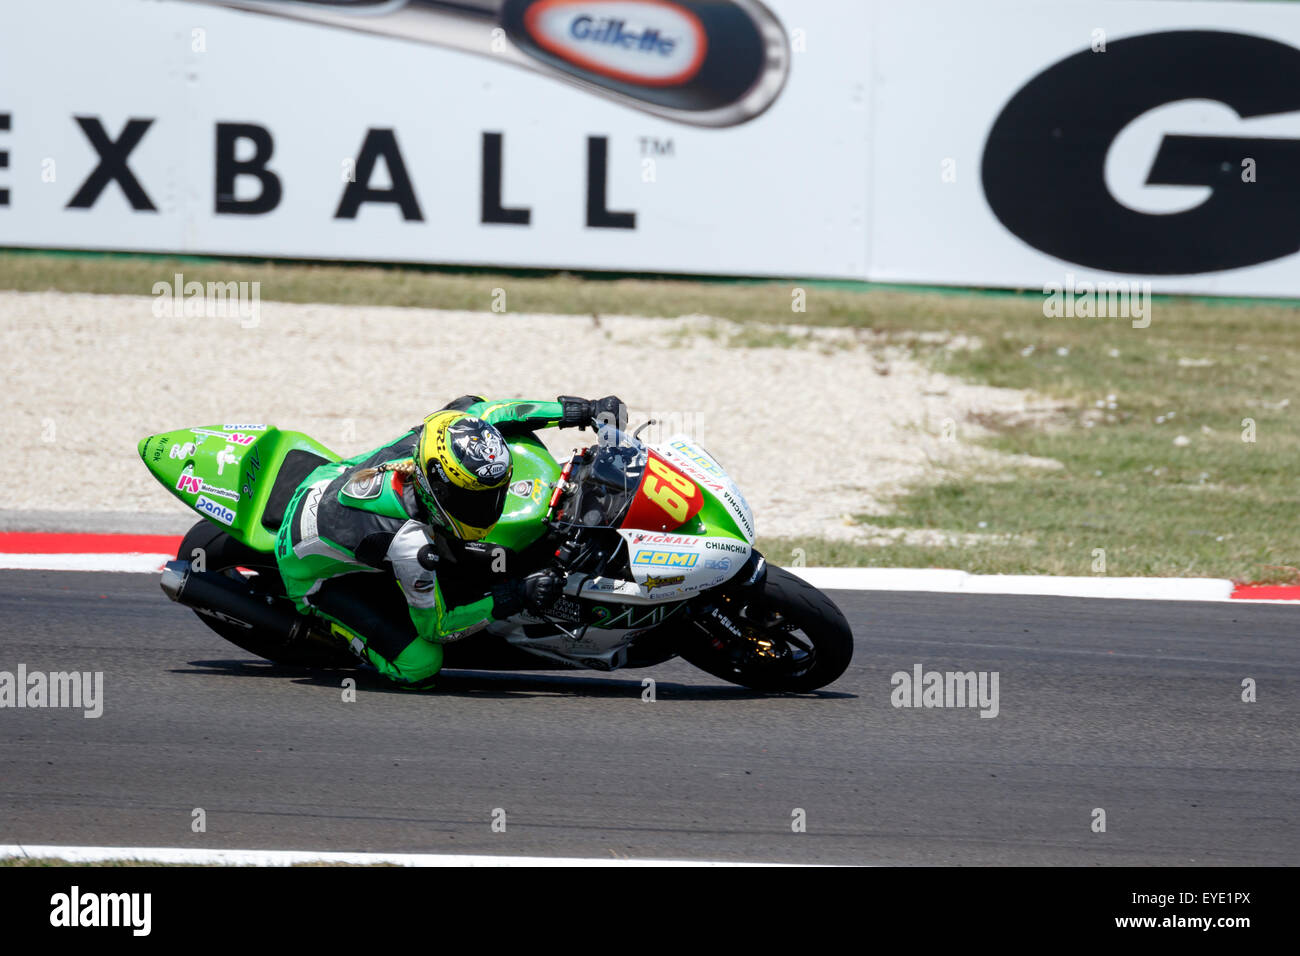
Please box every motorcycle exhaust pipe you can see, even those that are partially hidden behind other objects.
[161,560,309,640]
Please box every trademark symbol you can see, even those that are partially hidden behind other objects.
[639,137,674,158]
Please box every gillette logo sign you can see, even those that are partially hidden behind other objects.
[525,0,707,86]
[571,16,677,53]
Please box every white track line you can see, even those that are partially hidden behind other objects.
[789,567,1236,602]
[0,554,1289,603]
[0,844,790,867]
[0,553,169,573]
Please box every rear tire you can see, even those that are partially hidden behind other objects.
[679,566,854,692]
[176,521,354,668]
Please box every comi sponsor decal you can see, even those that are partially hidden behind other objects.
[522,0,708,88]
[632,548,699,568]
[195,494,236,526]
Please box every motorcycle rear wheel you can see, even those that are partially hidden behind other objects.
[176,521,354,668]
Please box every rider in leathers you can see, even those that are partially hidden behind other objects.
[274,395,625,689]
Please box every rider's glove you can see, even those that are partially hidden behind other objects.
[523,568,564,612]
[558,395,627,432]
[490,568,564,617]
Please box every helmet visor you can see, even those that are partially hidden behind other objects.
[426,479,508,541]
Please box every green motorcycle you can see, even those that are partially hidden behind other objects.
[138,420,853,692]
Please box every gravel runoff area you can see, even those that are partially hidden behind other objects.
[1,291,1061,541]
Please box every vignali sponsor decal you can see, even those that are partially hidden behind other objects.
[630,531,694,546]
[196,494,236,526]
[524,0,708,87]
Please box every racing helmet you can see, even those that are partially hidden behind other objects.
[412,410,512,541]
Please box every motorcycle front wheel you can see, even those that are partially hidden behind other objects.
[679,566,854,692]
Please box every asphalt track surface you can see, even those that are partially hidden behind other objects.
[0,570,1296,865]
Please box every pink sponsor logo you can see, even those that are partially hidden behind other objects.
[176,473,202,495]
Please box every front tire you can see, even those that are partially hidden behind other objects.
[679,566,854,692]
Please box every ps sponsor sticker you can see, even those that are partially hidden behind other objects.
[176,465,239,502]
[523,0,708,87]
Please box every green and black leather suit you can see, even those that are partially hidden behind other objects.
[274,396,589,687]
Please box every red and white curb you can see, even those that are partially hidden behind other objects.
[0,532,1297,603]
[0,844,791,867]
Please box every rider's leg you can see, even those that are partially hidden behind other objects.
[308,573,444,688]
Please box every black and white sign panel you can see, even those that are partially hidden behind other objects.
[0,0,868,278]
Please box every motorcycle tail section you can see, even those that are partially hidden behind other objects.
[138,424,338,551]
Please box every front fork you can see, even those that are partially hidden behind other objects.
[690,549,771,647]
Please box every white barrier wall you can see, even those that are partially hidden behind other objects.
[2,0,1300,295]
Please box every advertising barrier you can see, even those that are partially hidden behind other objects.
[2,0,1300,295]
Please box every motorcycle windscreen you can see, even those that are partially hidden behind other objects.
[619,450,704,534]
